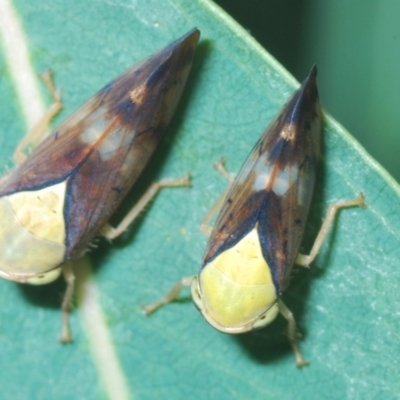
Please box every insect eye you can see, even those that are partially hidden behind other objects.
[251,302,280,330]
[190,276,202,310]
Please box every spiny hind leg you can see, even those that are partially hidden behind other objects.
[99,174,191,241]
[296,193,366,267]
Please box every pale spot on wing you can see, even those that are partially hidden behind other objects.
[79,111,134,161]
[252,163,273,191]
[252,162,299,195]
[98,128,132,161]
[80,116,108,144]
[272,164,299,196]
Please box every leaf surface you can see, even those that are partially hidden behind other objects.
[0,0,399,399]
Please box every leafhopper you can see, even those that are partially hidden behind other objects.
[0,28,200,342]
[144,66,366,367]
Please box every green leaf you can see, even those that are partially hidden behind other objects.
[0,0,399,399]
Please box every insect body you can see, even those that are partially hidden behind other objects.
[192,67,322,337]
[0,28,200,341]
[144,66,365,367]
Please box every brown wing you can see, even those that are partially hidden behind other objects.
[0,28,199,259]
[203,66,322,294]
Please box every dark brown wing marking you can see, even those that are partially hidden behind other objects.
[203,66,322,294]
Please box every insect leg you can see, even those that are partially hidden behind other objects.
[296,193,366,267]
[14,70,62,164]
[100,174,191,240]
[278,299,309,368]
[213,158,235,183]
[142,276,194,315]
[200,158,234,235]
[60,261,75,343]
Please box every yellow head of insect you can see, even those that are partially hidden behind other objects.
[191,228,279,333]
[0,182,67,284]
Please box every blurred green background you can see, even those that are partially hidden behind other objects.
[215,0,400,184]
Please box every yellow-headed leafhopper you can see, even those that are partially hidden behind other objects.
[0,28,200,342]
[144,66,366,367]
